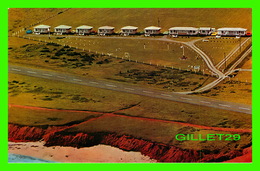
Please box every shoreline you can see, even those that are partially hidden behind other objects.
[8,141,157,163]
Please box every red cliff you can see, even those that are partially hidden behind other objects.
[8,123,249,162]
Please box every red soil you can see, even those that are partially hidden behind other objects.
[8,104,252,162]
[8,123,246,162]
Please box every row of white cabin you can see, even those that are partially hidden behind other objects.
[33,24,248,36]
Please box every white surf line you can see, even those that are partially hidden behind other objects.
[142,90,153,94]
[180,97,192,101]
[200,101,211,104]
[239,107,251,110]
[42,73,53,77]
[218,104,231,107]
[73,78,82,82]
[105,84,117,87]
[161,94,172,97]
[27,71,37,74]
[11,68,21,71]
[124,87,135,91]
[89,81,99,84]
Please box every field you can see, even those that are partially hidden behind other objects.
[9,73,251,129]
[195,37,252,70]
[8,8,251,33]
[25,35,205,68]
[9,37,215,92]
[8,8,68,35]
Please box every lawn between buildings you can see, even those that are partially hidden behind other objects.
[9,37,214,92]
[8,73,252,153]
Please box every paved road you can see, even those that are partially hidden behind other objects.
[9,64,252,114]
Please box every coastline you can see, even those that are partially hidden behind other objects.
[8,141,157,163]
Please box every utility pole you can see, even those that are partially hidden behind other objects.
[180,45,185,57]
[239,37,242,52]
[224,52,226,72]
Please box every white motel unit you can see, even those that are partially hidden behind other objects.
[144,26,161,36]
[121,26,138,36]
[54,25,72,35]
[33,25,51,34]
[169,27,199,36]
[199,27,216,36]
[217,27,247,36]
[98,26,115,35]
[76,25,93,35]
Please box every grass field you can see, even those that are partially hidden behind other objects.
[9,73,252,129]
[9,106,103,127]
[196,54,252,105]
[195,37,252,68]
[9,8,251,33]
[9,37,214,92]
[25,35,204,69]
[8,8,67,35]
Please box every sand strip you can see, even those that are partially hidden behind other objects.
[8,141,157,163]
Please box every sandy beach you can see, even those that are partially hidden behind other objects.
[8,141,157,163]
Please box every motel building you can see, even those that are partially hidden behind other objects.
[199,27,215,36]
[98,26,115,36]
[169,27,199,36]
[217,28,247,36]
[33,25,51,34]
[144,26,161,36]
[54,25,72,35]
[121,26,138,36]
[76,25,93,35]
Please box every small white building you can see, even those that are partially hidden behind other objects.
[144,26,161,36]
[169,27,199,36]
[76,25,93,35]
[199,27,215,36]
[98,26,115,35]
[54,25,72,35]
[33,25,51,34]
[217,28,247,36]
[121,26,138,36]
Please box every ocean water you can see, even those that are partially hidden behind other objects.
[8,153,58,163]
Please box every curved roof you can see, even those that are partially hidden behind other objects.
[98,26,115,29]
[54,25,72,29]
[169,27,198,30]
[144,26,161,30]
[121,26,138,30]
[34,24,51,28]
[76,25,93,29]
[217,27,247,31]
